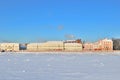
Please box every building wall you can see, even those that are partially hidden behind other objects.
[0,44,1,51]
[27,41,83,52]
[84,39,113,51]
[0,43,19,52]
[99,39,113,51]
[84,43,94,51]
[27,41,64,51]
[64,43,82,51]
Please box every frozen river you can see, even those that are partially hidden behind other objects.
[0,53,120,80]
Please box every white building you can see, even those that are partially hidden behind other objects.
[0,43,19,52]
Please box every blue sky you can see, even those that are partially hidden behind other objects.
[0,0,120,43]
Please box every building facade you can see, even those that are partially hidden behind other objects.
[99,39,113,51]
[64,43,82,51]
[27,41,64,51]
[27,39,83,52]
[64,40,83,51]
[83,43,94,51]
[0,43,19,52]
[84,39,113,51]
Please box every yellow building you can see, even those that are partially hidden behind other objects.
[27,43,39,51]
[27,40,83,52]
[38,41,64,51]
[0,43,19,52]
[27,41,64,51]
[64,43,83,51]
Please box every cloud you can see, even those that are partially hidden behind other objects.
[58,25,64,31]
[65,34,76,39]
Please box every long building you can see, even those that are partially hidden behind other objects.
[27,41,64,51]
[27,40,83,52]
[0,43,19,52]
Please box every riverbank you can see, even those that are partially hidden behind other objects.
[1,50,120,56]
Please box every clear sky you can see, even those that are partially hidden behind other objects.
[0,0,120,43]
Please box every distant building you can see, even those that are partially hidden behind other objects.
[99,39,113,51]
[64,39,82,51]
[64,43,83,51]
[27,41,64,51]
[27,39,83,52]
[0,43,19,52]
[27,43,40,51]
[84,39,113,51]
[84,43,94,51]
[112,39,120,50]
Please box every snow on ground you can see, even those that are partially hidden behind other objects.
[0,52,120,80]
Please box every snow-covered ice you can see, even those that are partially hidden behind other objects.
[0,52,120,80]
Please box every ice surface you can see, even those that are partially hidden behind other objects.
[0,52,120,80]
